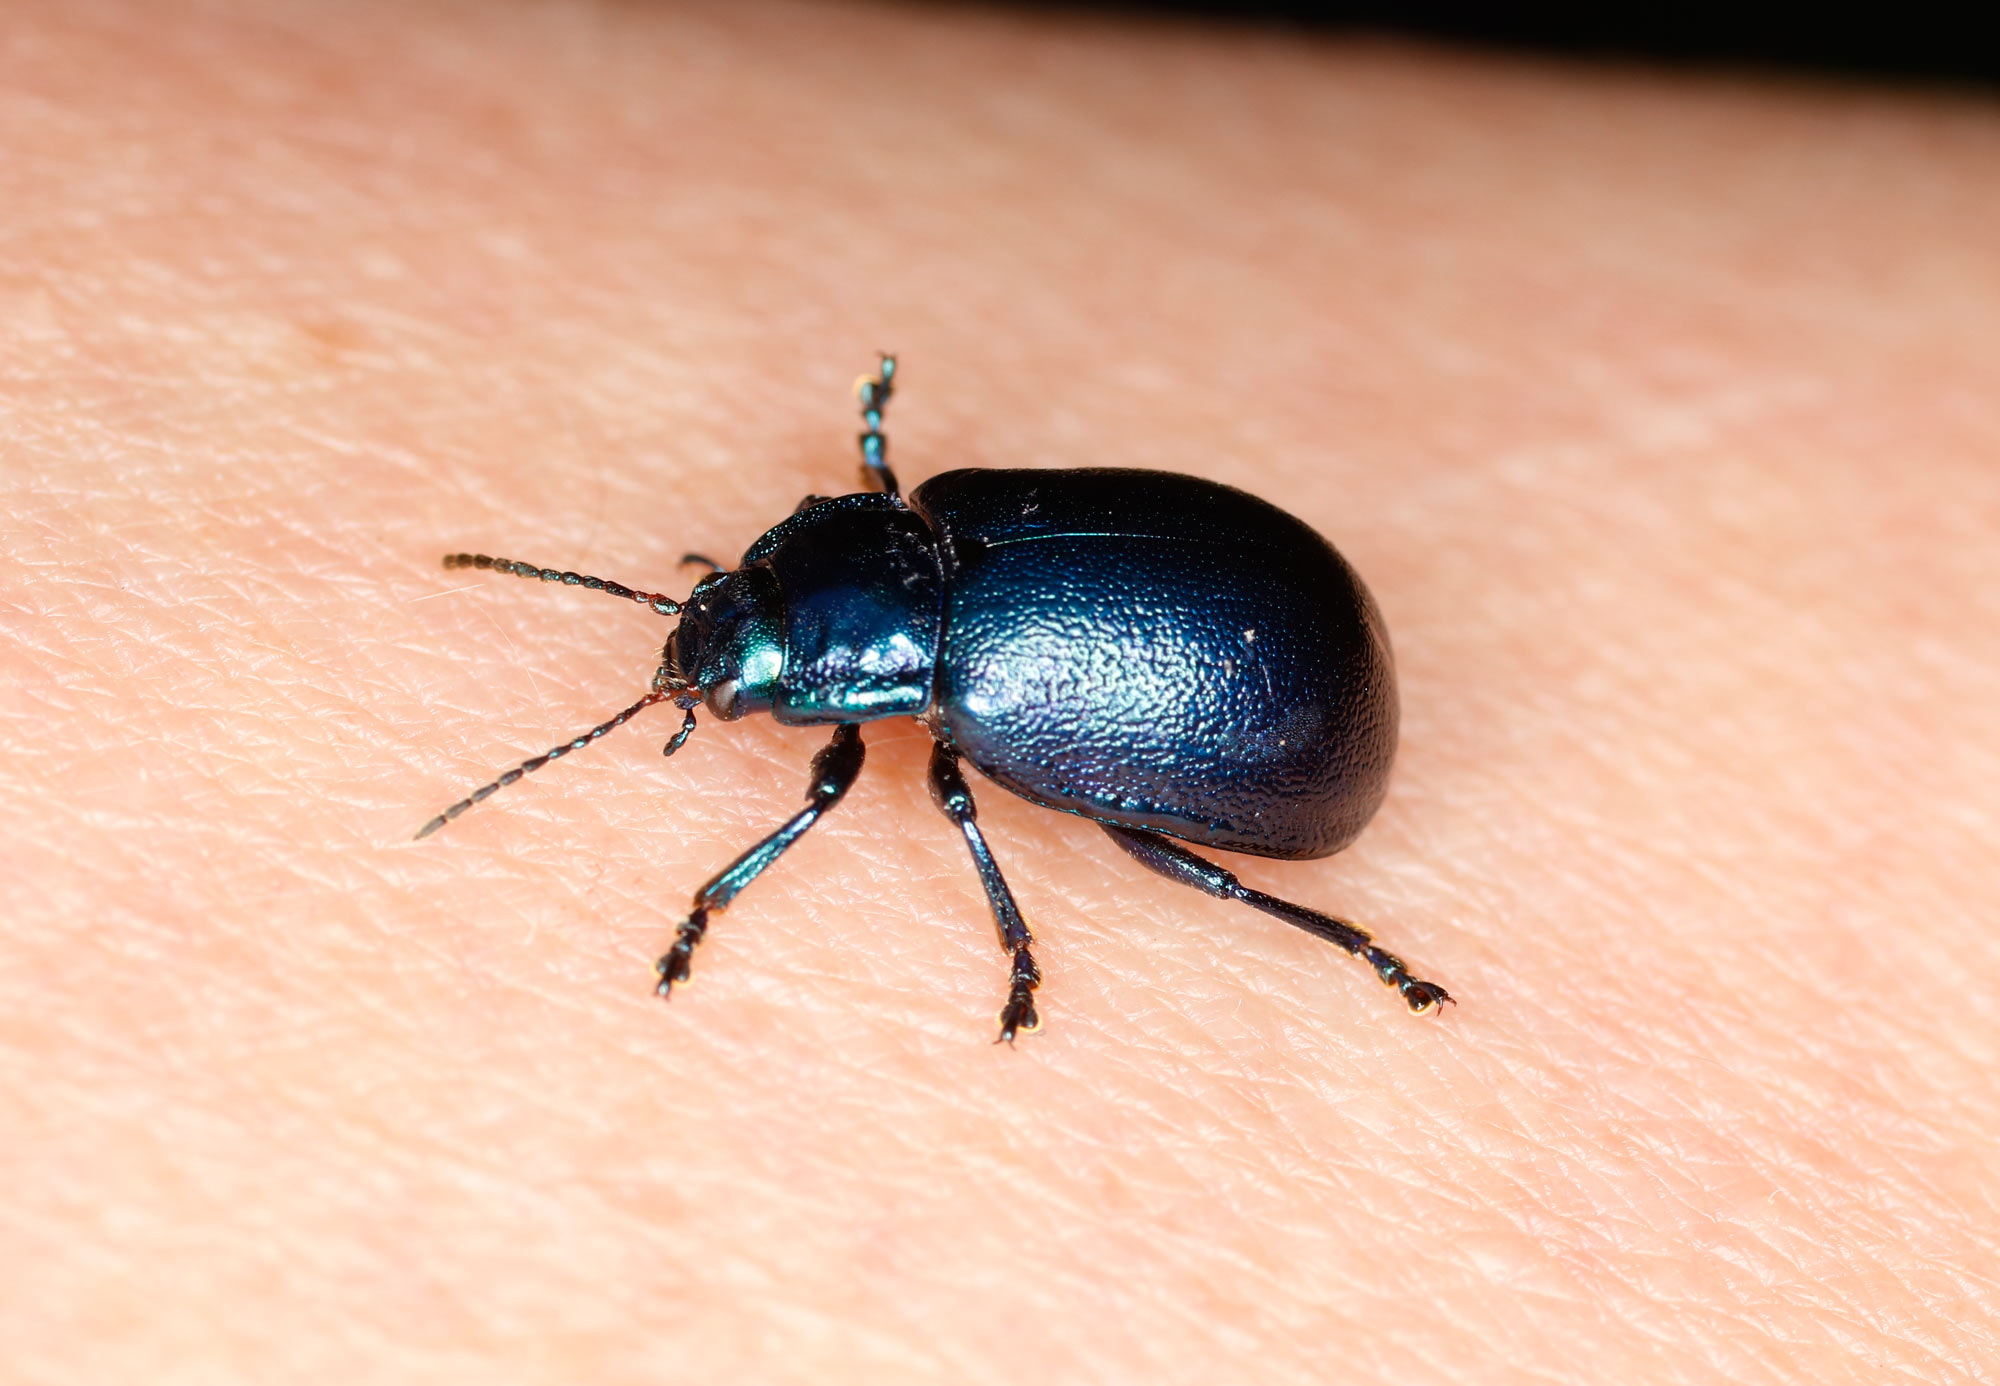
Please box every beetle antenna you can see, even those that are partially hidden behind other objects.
[415,689,688,840]
[442,553,683,616]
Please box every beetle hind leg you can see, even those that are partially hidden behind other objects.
[927,743,1042,1043]
[1101,824,1453,1015]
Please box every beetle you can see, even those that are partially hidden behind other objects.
[419,354,1451,1040]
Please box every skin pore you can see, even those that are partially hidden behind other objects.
[4,1,1998,1382]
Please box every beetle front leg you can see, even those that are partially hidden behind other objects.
[1101,824,1453,1015]
[926,743,1042,1043]
[655,724,866,997]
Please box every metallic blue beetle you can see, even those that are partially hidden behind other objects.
[421,356,1451,1040]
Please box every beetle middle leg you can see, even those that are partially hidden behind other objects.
[1101,825,1452,1014]
[854,352,899,496]
[926,743,1041,1043]
[655,723,866,997]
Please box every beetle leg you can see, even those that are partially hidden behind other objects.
[654,724,866,999]
[854,353,900,497]
[1100,825,1453,1015]
[926,743,1042,1044]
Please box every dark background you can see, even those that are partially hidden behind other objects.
[1022,3,2000,88]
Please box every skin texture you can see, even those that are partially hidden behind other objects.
[4,2,1998,1381]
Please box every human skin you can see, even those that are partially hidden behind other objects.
[5,0,1999,1381]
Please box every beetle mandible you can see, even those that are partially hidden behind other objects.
[418,354,1452,1041]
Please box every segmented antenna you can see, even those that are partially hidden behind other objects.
[856,353,898,495]
[443,553,683,616]
[415,691,681,840]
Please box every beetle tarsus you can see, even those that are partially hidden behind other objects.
[998,946,1042,1043]
[655,908,709,995]
[1363,946,1453,1013]
[997,971,1041,1045]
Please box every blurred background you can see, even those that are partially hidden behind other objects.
[1026,2,2000,88]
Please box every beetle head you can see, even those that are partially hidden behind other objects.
[669,566,784,720]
